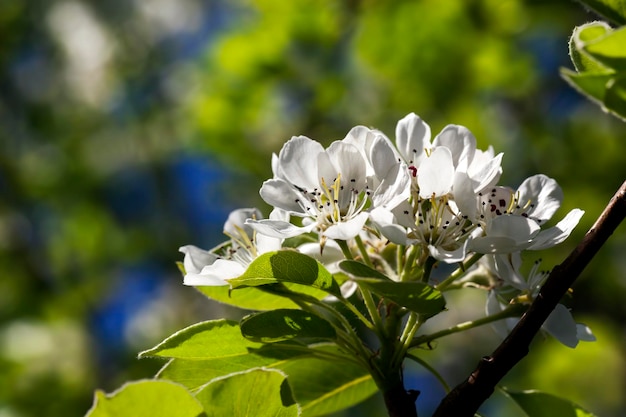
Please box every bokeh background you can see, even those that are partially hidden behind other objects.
[0,0,624,416]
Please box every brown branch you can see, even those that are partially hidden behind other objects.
[432,180,626,417]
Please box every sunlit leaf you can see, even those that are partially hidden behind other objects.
[200,284,298,310]
[228,251,342,298]
[560,69,612,103]
[503,389,597,417]
[583,26,626,71]
[158,347,376,417]
[240,309,336,343]
[86,380,205,417]
[195,368,299,417]
[569,22,613,73]
[139,319,259,360]
[278,354,377,417]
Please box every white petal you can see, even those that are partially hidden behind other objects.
[488,215,541,243]
[179,245,218,274]
[517,174,563,222]
[470,236,527,254]
[543,304,579,348]
[576,324,596,342]
[453,172,478,219]
[224,208,263,237]
[326,140,367,204]
[183,273,228,286]
[528,209,585,250]
[369,137,411,209]
[492,253,527,289]
[298,240,344,272]
[184,259,243,286]
[432,124,476,171]
[468,153,503,193]
[428,239,469,263]
[395,113,431,164]
[246,219,314,238]
[370,207,413,245]
[486,291,512,339]
[418,147,454,198]
[323,212,369,240]
[276,136,325,189]
[259,179,306,214]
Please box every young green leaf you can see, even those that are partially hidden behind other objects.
[228,251,342,297]
[277,354,377,417]
[85,380,205,417]
[569,22,613,73]
[240,309,336,343]
[503,389,597,417]
[195,368,299,417]
[355,279,446,318]
[583,26,626,71]
[139,319,260,360]
[197,285,305,311]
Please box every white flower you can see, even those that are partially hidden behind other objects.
[179,208,282,286]
[393,113,503,200]
[248,133,409,241]
[483,252,595,348]
[369,113,503,263]
[470,174,584,253]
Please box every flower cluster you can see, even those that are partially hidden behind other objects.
[180,113,591,348]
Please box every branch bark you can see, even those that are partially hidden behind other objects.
[432,180,626,417]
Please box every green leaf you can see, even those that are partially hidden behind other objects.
[196,285,305,311]
[195,368,299,417]
[569,22,613,73]
[139,319,260,360]
[575,0,626,25]
[355,279,445,318]
[605,75,626,119]
[228,251,342,298]
[278,354,377,417]
[503,389,597,417]
[584,26,626,71]
[240,309,336,343]
[561,69,626,121]
[85,380,205,417]
[339,260,391,280]
[159,347,377,417]
[561,68,614,102]
[156,344,304,391]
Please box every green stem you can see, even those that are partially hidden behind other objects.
[340,297,376,332]
[392,312,421,368]
[336,239,354,260]
[436,253,483,291]
[396,244,406,275]
[422,256,437,283]
[360,285,386,336]
[406,352,451,393]
[409,303,526,348]
[291,295,372,368]
[400,245,420,281]
[355,234,374,267]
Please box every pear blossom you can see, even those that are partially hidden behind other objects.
[482,252,595,348]
[247,134,410,242]
[370,113,503,263]
[179,208,282,286]
[469,174,585,254]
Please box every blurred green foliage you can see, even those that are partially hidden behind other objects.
[0,0,624,416]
